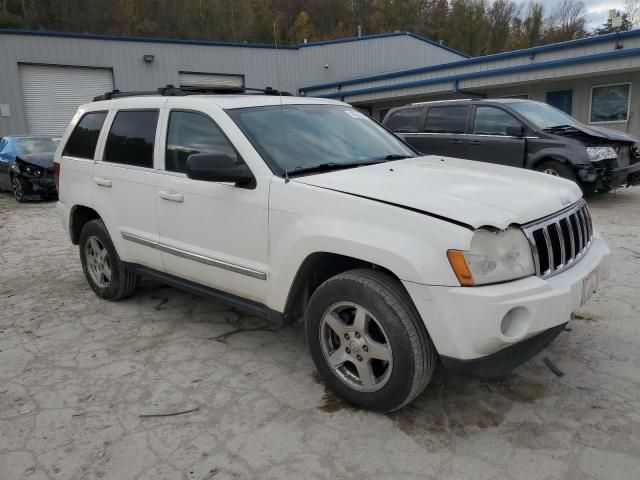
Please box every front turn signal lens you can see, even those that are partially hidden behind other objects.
[447,250,474,286]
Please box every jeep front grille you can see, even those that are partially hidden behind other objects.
[522,200,593,279]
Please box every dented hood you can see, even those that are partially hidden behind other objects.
[293,156,583,230]
[16,154,55,170]
[559,124,639,143]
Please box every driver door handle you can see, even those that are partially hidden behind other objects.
[159,190,184,203]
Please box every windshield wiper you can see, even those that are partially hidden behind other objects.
[380,154,416,161]
[287,159,389,177]
[543,124,578,133]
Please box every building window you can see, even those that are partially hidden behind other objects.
[590,83,631,123]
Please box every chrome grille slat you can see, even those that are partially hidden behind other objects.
[542,227,554,275]
[556,222,566,267]
[522,200,593,279]
[565,217,575,262]
[578,209,588,252]
[573,213,584,253]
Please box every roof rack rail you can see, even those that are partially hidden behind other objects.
[93,85,292,101]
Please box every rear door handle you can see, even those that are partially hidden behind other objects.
[451,139,465,144]
[94,177,112,187]
[159,190,184,203]
[467,140,482,145]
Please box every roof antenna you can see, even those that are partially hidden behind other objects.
[273,21,289,183]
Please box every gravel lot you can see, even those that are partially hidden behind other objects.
[1,189,639,480]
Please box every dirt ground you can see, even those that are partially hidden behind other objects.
[1,188,639,480]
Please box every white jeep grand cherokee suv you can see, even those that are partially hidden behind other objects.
[55,88,610,412]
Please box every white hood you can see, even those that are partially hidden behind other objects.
[293,156,583,230]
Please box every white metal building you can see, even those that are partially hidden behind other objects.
[0,29,465,136]
[1,28,639,137]
[301,30,640,137]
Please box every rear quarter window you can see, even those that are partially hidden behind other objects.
[385,107,423,133]
[104,110,158,168]
[64,112,108,159]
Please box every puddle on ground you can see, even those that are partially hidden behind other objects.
[313,371,354,413]
[312,366,548,450]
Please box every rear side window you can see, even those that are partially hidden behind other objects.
[104,110,158,168]
[166,111,238,173]
[424,106,469,134]
[472,106,521,135]
[63,112,107,159]
[385,107,423,133]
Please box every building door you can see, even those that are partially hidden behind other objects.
[546,90,573,115]
[19,64,114,135]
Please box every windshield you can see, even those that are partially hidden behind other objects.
[508,101,579,130]
[227,104,415,175]
[16,137,59,155]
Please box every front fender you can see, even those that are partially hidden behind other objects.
[266,179,471,312]
[526,145,590,170]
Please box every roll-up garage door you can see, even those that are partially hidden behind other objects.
[179,72,244,89]
[19,64,114,135]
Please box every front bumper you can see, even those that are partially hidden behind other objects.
[22,175,57,198]
[403,234,610,365]
[607,161,640,188]
[440,322,567,378]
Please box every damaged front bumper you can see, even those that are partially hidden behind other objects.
[21,174,57,198]
[578,160,640,190]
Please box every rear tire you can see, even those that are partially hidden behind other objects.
[305,268,436,412]
[536,160,577,183]
[79,219,139,300]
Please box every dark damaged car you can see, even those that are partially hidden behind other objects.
[0,136,59,202]
[384,99,640,193]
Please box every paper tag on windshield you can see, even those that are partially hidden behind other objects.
[345,110,367,119]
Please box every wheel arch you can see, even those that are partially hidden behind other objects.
[528,154,573,171]
[282,251,407,322]
[69,204,102,245]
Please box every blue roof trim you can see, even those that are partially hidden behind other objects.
[0,28,299,49]
[300,31,470,58]
[0,28,469,57]
[301,29,640,92]
[315,46,640,99]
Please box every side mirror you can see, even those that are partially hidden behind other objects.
[186,152,255,188]
[506,125,526,137]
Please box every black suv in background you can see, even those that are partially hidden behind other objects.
[383,99,640,192]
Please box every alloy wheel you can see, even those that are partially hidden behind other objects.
[85,236,112,288]
[319,302,393,392]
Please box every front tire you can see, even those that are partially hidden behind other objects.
[536,160,577,183]
[79,219,139,300]
[12,176,27,203]
[306,269,436,412]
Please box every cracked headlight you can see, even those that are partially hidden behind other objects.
[448,228,535,286]
[586,146,617,163]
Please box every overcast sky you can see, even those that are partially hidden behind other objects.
[535,0,625,29]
